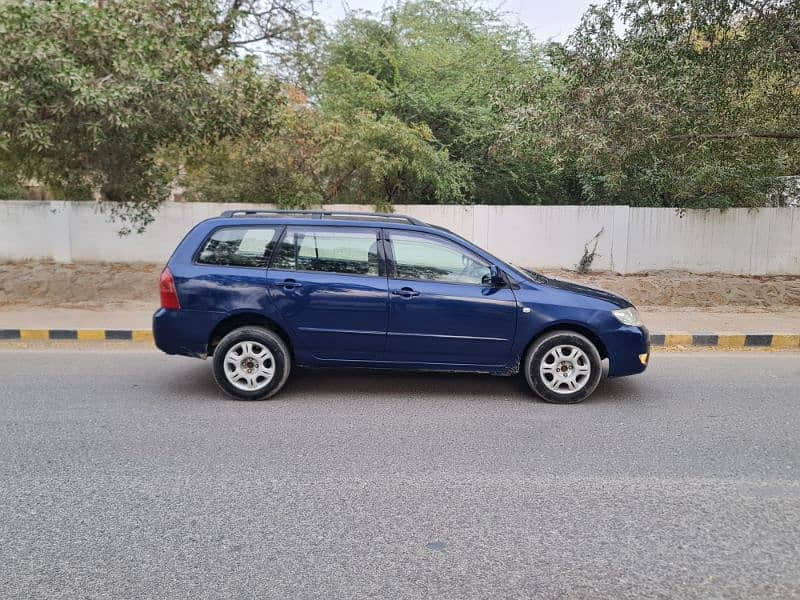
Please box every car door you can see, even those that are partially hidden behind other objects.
[267,225,388,361]
[384,229,518,367]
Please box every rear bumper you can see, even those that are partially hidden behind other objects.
[604,325,650,378]
[152,308,223,358]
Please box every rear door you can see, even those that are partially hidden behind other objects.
[267,226,388,361]
[384,229,518,367]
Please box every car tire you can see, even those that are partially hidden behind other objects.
[523,330,603,404]
[212,326,291,401]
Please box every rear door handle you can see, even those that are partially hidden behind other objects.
[392,287,420,298]
[276,279,303,290]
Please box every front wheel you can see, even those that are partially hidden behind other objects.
[212,326,291,400]
[523,330,602,404]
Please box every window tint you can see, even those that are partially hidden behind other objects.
[272,227,380,276]
[390,232,491,285]
[197,227,279,268]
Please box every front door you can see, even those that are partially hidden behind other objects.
[384,230,518,367]
[267,226,388,361]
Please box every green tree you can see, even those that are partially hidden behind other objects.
[0,0,309,231]
[0,167,24,199]
[183,1,511,208]
[182,79,469,208]
[321,0,562,204]
[501,0,800,208]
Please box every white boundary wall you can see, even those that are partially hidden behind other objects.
[1,201,799,274]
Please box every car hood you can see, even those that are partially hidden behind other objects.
[543,277,632,308]
[514,267,632,308]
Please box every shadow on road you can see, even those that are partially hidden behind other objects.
[160,356,644,405]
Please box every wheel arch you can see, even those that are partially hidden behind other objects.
[207,312,293,358]
[523,322,609,362]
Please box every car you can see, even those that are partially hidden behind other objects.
[153,209,649,403]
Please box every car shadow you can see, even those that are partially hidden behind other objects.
[156,357,643,405]
[282,367,646,405]
[284,367,530,402]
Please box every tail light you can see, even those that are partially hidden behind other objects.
[159,266,181,310]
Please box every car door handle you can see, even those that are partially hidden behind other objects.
[392,287,420,298]
[276,279,303,290]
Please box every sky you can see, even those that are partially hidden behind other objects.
[316,0,596,42]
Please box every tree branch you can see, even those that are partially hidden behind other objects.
[219,0,245,50]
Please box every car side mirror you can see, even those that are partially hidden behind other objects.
[485,265,505,287]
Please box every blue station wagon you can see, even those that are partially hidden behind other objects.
[153,210,649,403]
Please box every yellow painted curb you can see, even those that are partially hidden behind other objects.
[771,334,800,349]
[20,329,49,340]
[132,330,154,343]
[664,334,692,347]
[76,330,106,341]
[717,334,747,348]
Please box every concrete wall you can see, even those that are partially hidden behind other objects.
[625,208,800,275]
[1,200,799,274]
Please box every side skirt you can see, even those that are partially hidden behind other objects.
[295,358,514,376]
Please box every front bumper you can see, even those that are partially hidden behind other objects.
[604,325,650,378]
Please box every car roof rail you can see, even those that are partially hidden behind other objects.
[218,209,427,226]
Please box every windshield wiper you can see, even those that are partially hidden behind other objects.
[511,264,548,284]
[525,269,549,284]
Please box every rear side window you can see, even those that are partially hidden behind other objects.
[272,227,380,276]
[197,227,280,268]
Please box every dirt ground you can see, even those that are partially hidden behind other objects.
[1,260,800,311]
[541,269,800,311]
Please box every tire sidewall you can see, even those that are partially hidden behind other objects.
[524,331,602,404]
[212,327,291,400]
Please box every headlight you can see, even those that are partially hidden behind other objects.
[612,307,643,327]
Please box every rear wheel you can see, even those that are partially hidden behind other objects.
[523,330,602,404]
[212,326,291,400]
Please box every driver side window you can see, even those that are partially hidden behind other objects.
[389,231,492,285]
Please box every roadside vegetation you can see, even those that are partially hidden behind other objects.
[0,0,798,231]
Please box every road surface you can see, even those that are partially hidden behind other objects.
[1,350,799,599]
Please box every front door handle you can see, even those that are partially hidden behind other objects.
[276,279,303,290]
[392,287,420,298]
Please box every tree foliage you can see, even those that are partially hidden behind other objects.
[0,0,305,231]
[183,0,548,207]
[500,0,800,208]
[182,77,470,208]
[1,0,799,225]
[0,167,24,200]
[321,1,571,204]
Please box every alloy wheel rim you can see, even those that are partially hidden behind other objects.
[224,341,276,391]
[539,344,591,394]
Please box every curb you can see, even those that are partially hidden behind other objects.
[0,329,154,342]
[1,329,799,350]
[649,333,800,349]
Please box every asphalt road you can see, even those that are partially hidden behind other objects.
[1,350,799,599]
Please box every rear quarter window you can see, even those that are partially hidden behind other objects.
[196,226,280,268]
